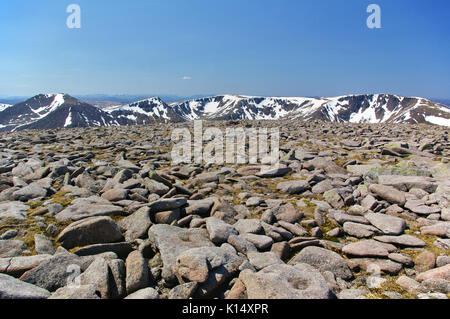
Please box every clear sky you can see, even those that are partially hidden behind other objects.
[1,0,449,98]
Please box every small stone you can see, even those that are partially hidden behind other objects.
[0,240,26,258]
[436,256,450,268]
[396,275,422,294]
[125,287,159,299]
[233,219,263,235]
[101,188,129,202]
[276,180,310,194]
[240,233,274,251]
[227,235,257,254]
[342,240,397,258]
[374,235,426,248]
[365,213,406,235]
[388,253,414,267]
[126,251,151,295]
[12,183,47,202]
[416,264,450,282]
[323,189,344,209]
[205,217,238,244]
[118,206,152,242]
[154,209,180,224]
[343,222,380,238]
[247,251,283,270]
[270,242,290,260]
[0,230,18,240]
[415,251,436,273]
[369,184,406,206]
[34,234,55,255]
[49,284,100,299]
[168,282,198,299]
[0,202,29,222]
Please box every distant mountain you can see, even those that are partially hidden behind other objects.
[0,94,118,132]
[0,93,448,132]
[170,94,450,126]
[432,99,450,107]
[105,97,185,124]
[0,97,30,105]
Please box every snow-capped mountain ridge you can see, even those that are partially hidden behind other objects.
[105,97,184,124]
[0,93,449,131]
[170,94,450,126]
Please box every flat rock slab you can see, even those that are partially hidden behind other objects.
[185,198,215,216]
[343,222,380,238]
[0,254,52,277]
[0,201,29,222]
[276,180,310,194]
[421,222,450,238]
[233,219,263,235]
[125,287,159,299]
[256,167,292,178]
[405,200,441,215]
[342,240,397,258]
[149,198,188,214]
[56,204,123,222]
[0,273,51,299]
[365,213,406,236]
[49,284,101,299]
[332,212,370,225]
[378,175,437,193]
[19,254,94,292]
[239,263,335,299]
[240,233,274,251]
[0,240,26,258]
[57,216,124,249]
[148,224,215,282]
[374,235,426,247]
[349,258,403,275]
[247,252,283,271]
[289,246,353,280]
[416,264,450,282]
[12,183,47,202]
[369,184,406,206]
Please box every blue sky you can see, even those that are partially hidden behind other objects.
[1,0,449,98]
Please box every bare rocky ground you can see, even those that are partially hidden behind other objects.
[0,120,449,300]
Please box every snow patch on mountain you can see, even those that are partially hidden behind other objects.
[425,116,450,127]
[64,109,73,127]
[0,104,12,112]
